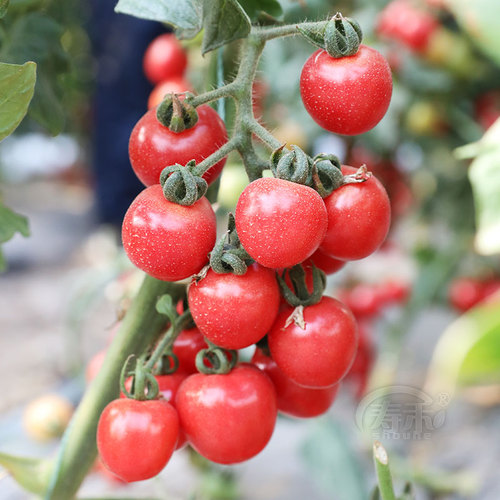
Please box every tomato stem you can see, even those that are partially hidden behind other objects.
[43,276,185,499]
[373,441,397,500]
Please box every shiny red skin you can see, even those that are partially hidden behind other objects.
[148,77,193,109]
[176,364,277,464]
[235,177,328,269]
[188,264,280,349]
[320,166,391,261]
[252,349,339,418]
[129,105,228,187]
[173,327,207,374]
[268,296,358,388]
[339,284,382,319]
[122,185,216,281]
[143,34,187,84]
[300,46,392,135]
[304,248,345,275]
[97,398,179,482]
[376,0,438,53]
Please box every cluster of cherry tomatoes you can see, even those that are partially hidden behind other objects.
[95,26,395,483]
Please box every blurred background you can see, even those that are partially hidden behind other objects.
[1,0,500,498]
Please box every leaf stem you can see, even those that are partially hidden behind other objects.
[252,21,328,41]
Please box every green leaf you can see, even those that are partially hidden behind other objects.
[0,0,9,18]
[0,452,50,495]
[0,202,29,244]
[201,0,251,54]
[237,0,282,21]
[115,0,203,38]
[425,297,500,395]
[29,72,65,135]
[456,118,500,255]
[2,13,64,65]
[446,0,500,66]
[301,418,367,500]
[156,294,177,325]
[0,61,36,141]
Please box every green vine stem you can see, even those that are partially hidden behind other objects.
[373,441,397,500]
[44,276,185,499]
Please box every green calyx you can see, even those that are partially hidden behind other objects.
[277,264,326,308]
[120,355,159,401]
[210,213,253,275]
[270,146,343,198]
[195,340,237,375]
[160,160,208,206]
[311,153,344,197]
[156,92,199,133]
[298,12,362,58]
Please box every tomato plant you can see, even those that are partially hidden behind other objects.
[97,398,179,482]
[300,46,392,135]
[176,365,277,464]
[129,104,228,187]
[143,33,188,84]
[122,185,216,281]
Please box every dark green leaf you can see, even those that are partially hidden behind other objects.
[29,72,65,135]
[0,0,9,18]
[1,13,64,65]
[115,0,203,38]
[201,0,251,54]
[301,418,367,500]
[0,61,36,141]
[237,0,282,21]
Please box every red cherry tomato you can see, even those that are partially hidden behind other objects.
[97,398,179,482]
[268,296,358,388]
[252,349,339,418]
[173,327,207,374]
[376,0,438,53]
[188,264,280,349]
[474,91,500,131]
[338,284,382,318]
[148,77,193,109]
[121,372,189,449]
[176,364,277,464]
[235,177,328,269]
[320,166,391,261]
[143,34,188,84]
[303,248,345,275]
[129,105,228,187]
[122,185,216,281]
[448,277,484,312]
[376,280,410,305]
[300,46,392,135]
